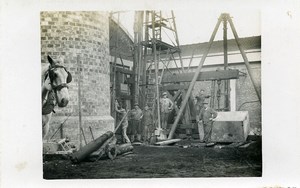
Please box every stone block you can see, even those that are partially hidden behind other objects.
[211,111,250,142]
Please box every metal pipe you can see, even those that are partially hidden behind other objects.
[228,16,261,103]
[168,16,222,139]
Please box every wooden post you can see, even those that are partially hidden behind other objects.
[228,16,261,103]
[230,79,237,111]
[222,14,230,111]
[168,16,222,139]
[152,11,162,130]
[141,11,149,108]
[112,12,120,128]
[60,123,63,139]
[89,126,95,141]
[133,11,139,101]
[137,11,144,104]
[77,55,83,148]
[81,127,87,145]
[181,90,191,126]
[171,11,184,72]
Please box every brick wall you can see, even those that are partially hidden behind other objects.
[41,11,114,146]
[109,18,134,61]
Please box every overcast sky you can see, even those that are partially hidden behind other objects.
[116,10,260,45]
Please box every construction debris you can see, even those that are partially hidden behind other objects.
[87,135,116,161]
[43,138,76,155]
[239,141,256,148]
[154,139,182,146]
[116,143,134,155]
[225,142,245,148]
[88,139,134,161]
[105,137,118,160]
[70,131,114,163]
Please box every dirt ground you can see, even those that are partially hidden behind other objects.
[43,137,262,179]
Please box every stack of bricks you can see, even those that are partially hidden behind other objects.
[41,11,114,146]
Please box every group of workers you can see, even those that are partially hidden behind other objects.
[115,89,218,146]
[115,101,154,144]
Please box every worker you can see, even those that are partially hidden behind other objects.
[198,100,218,147]
[142,104,153,143]
[195,89,210,122]
[115,101,131,144]
[160,92,173,130]
[130,102,143,142]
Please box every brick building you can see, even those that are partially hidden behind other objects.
[41,11,261,144]
[41,12,114,145]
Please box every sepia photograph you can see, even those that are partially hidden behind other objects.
[41,10,262,179]
[1,0,300,188]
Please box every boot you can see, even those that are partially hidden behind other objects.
[137,134,142,142]
[130,135,135,142]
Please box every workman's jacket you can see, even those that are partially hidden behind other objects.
[195,94,210,113]
[142,109,153,126]
[160,98,173,113]
[130,108,143,121]
[117,108,128,125]
[199,107,218,124]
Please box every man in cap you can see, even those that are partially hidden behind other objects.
[130,102,143,142]
[198,100,218,146]
[160,92,173,129]
[195,89,210,122]
[142,104,153,143]
[115,100,131,143]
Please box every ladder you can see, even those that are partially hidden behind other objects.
[139,11,185,136]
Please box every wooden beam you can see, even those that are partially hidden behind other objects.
[162,84,189,91]
[171,90,182,102]
[168,15,223,139]
[154,139,181,146]
[228,16,261,103]
[162,69,239,83]
[181,90,191,125]
[116,67,134,75]
[120,93,134,100]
